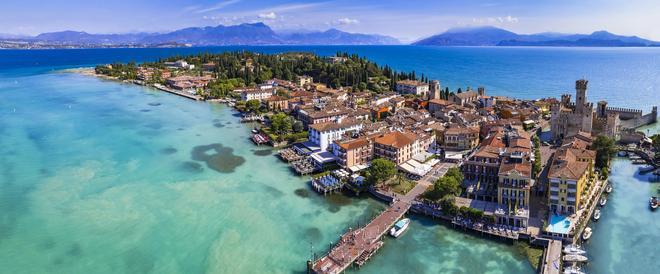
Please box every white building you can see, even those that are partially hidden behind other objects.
[308,120,363,151]
[240,89,274,101]
[396,80,429,97]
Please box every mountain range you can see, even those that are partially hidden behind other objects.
[11,22,400,46]
[413,26,660,47]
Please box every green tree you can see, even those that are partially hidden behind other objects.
[445,167,464,183]
[292,120,304,133]
[591,135,617,169]
[532,135,542,178]
[433,176,462,198]
[270,113,293,134]
[246,99,261,113]
[365,158,397,186]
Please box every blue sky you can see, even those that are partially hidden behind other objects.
[1,0,659,42]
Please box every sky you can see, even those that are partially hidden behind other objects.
[1,0,659,43]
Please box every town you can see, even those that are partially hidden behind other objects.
[95,52,659,274]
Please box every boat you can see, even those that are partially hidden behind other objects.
[563,266,585,274]
[251,128,259,134]
[563,254,588,262]
[593,209,601,221]
[618,151,628,157]
[389,218,410,238]
[650,196,658,210]
[563,244,586,255]
[582,227,592,241]
[606,184,613,193]
[599,196,607,207]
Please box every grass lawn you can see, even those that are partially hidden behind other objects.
[386,176,417,195]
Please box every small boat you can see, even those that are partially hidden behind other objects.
[599,197,607,207]
[389,218,410,238]
[650,196,658,210]
[606,184,613,193]
[563,266,585,274]
[617,151,628,157]
[593,209,601,221]
[251,128,259,134]
[582,227,592,241]
[563,244,586,255]
[563,254,588,263]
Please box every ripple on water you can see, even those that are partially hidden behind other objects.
[190,143,245,173]
[160,147,178,155]
[180,161,204,173]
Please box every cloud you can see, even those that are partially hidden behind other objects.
[258,12,277,20]
[472,15,519,24]
[336,18,359,25]
[195,0,241,14]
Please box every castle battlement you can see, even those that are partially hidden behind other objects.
[606,106,643,114]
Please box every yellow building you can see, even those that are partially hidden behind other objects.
[496,155,533,228]
[547,147,595,214]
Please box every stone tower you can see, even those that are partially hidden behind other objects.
[575,79,588,113]
[429,80,441,100]
[597,100,607,118]
[477,87,485,97]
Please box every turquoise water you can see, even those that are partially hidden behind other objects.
[0,46,658,273]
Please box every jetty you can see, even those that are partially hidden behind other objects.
[310,200,410,274]
[153,84,203,100]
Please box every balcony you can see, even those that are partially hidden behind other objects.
[550,186,560,192]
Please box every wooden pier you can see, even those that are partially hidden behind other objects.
[310,200,410,274]
[153,84,203,100]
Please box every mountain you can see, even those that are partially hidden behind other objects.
[10,22,400,47]
[414,27,660,47]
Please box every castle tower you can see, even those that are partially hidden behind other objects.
[429,80,441,100]
[477,87,485,97]
[575,79,588,113]
[561,94,571,106]
[597,100,607,118]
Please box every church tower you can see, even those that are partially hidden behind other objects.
[429,80,441,100]
[575,79,588,113]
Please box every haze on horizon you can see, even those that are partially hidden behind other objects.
[1,0,659,43]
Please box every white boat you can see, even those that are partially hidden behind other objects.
[563,254,588,263]
[563,266,585,274]
[599,197,607,207]
[582,227,592,241]
[650,196,658,210]
[563,244,586,255]
[251,128,259,134]
[593,209,601,221]
[389,218,410,238]
[617,151,628,157]
[606,184,613,193]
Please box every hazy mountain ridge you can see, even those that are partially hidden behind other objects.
[413,26,660,47]
[10,22,400,46]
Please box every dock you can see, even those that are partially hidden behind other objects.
[153,84,203,100]
[540,240,562,274]
[310,200,410,274]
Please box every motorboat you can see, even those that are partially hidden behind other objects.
[650,196,658,210]
[251,128,259,134]
[606,184,613,193]
[562,244,586,255]
[389,218,410,238]
[617,151,628,157]
[582,227,592,241]
[599,197,607,207]
[563,254,588,262]
[593,209,601,221]
[563,266,585,274]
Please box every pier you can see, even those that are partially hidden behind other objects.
[310,200,411,274]
[153,84,203,100]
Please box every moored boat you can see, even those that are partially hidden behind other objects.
[582,227,592,241]
[563,254,588,262]
[617,151,628,157]
[650,196,658,210]
[389,218,410,238]
[606,184,613,193]
[599,196,607,207]
[593,209,601,221]
[563,244,586,255]
[563,266,585,274]
[251,128,259,134]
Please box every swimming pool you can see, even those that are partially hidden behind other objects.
[547,214,572,234]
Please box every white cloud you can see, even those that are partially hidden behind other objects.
[471,15,519,24]
[258,12,277,20]
[194,0,241,14]
[337,18,359,25]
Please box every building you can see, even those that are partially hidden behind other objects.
[374,131,419,164]
[547,146,596,215]
[266,96,289,111]
[429,80,441,100]
[297,108,350,127]
[496,151,533,228]
[166,75,213,91]
[449,88,483,106]
[428,99,452,114]
[331,136,374,169]
[396,80,429,97]
[297,75,313,86]
[240,89,274,101]
[308,120,363,151]
[442,127,480,151]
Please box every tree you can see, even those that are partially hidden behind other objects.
[270,113,293,134]
[532,135,542,178]
[445,167,464,183]
[292,120,304,133]
[365,158,397,186]
[246,99,261,113]
[433,176,462,198]
[591,135,616,169]
[651,134,660,160]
